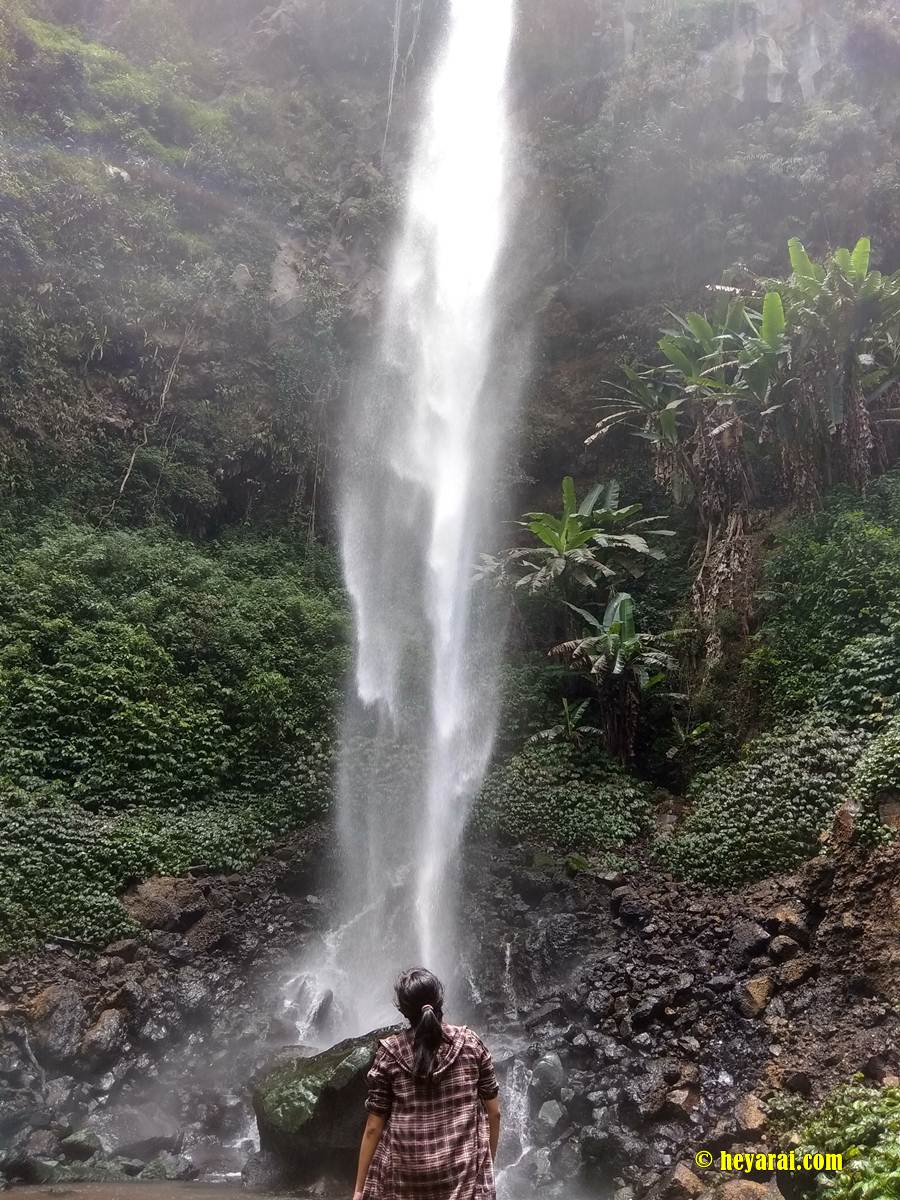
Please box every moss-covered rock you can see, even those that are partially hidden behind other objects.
[252,1027,399,1182]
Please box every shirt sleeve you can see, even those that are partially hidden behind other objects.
[365,1046,393,1117]
[475,1037,500,1101]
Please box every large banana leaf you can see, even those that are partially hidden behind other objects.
[762,291,786,349]
[851,236,871,281]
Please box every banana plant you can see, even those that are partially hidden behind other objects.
[507,477,673,595]
[779,236,900,431]
[527,698,600,748]
[550,592,677,759]
[555,592,676,688]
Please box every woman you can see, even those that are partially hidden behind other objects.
[353,967,502,1200]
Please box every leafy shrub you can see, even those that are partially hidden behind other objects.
[0,754,332,954]
[850,716,900,846]
[659,719,864,887]
[817,633,900,731]
[793,1082,900,1200]
[475,743,653,851]
[751,484,900,718]
[0,521,345,954]
[0,520,347,809]
[496,655,567,749]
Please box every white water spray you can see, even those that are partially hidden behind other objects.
[289,0,519,1039]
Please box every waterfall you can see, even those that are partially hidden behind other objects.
[496,1058,534,1199]
[289,0,519,1039]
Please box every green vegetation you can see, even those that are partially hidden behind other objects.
[791,1082,900,1199]
[850,717,900,845]
[659,718,862,887]
[595,240,900,649]
[490,477,672,599]
[746,486,900,722]
[661,479,900,883]
[0,521,346,953]
[482,477,678,762]
[476,742,653,852]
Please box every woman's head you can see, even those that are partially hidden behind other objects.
[395,967,445,1079]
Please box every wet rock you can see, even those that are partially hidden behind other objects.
[60,1128,103,1160]
[534,1099,566,1145]
[621,1071,668,1124]
[241,1149,286,1189]
[613,887,650,922]
[579,1125,609,1162]
[89,1103,183,1159]
[30,985,88,1066]
[175,967,211,1013]
[138,1152,198,1180]
[28,1159,130,1184]
[585,987,611,1017]
[550,1136,581,1180]
[633,995,663,1026]
[80,1008,127,1062]
[529,1052,565,1102]
[24,1129,61,1159]
[511,869,556,905]
[253,1027,398,1183]
[524,1001,565,1029]
[735,974,773,1018]
[596,1126,646,1171]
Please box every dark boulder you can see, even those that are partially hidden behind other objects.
[30,985,88,1067]
[80,1008,127,1063]
[528,1052,565,1103]
[252,1027,399,1184]
[89,1102,183,1159]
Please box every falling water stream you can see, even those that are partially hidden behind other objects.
[287,0,519,1038]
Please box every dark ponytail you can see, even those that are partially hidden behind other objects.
[395,967,447,1079]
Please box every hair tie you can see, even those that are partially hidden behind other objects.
[422,1003,434,1015]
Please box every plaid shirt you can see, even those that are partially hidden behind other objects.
[362,1024,499,1200]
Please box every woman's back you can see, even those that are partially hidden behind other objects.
[363,1025,499,1199]
[353,969,501,1200]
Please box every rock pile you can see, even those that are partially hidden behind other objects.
[0,831,326,1186]
[462,839,900,1199]
[2,828,900,1199]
